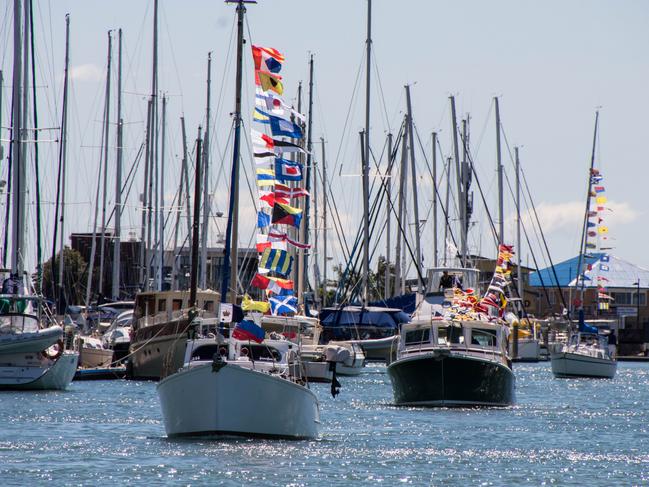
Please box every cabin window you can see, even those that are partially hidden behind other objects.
[444,325,464,344]
[172,299,183,311]
[247,345,281,361]
[203,300,214,312]
[157,299,166,312]
[190,344,222,362]
[471,328,497,348]
[404,328,431,346]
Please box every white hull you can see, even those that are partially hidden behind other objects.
[349,335,398,364]
[0,351,79,390]
[551,351,617,379]
[157,362,320,439]
[512,339,541,362]
[80,347,114,368]
[303,361,333,382]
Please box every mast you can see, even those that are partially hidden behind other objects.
[157,94,166,291]
[515,146,522,306]
[200,52,212,290]
[139,99,152,289]
[432,131,438,267]
[395,117,408,295]
[189,129,202,308]
[221,0,248,304]
[405,84,422,292]
[112,28,123,300]
[303,53,315,305]
[321,137,328,308]
[495,96,504,245]
[172,117,185,290]
[449,96,465,266]
[56,13,70,306]
[361,0,372,307]
[384,132,393,299]
[98,31,112,298]
[576,111,600,318]
[10,0,23,274]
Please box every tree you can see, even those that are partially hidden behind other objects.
[40,247,88,306]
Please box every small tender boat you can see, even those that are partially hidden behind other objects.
[157,333,320,439]
[551,330,616,379]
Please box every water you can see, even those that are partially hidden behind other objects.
[1,362,648,486]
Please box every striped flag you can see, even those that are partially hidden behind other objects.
[259,248,293,277]
[275,184,309,199]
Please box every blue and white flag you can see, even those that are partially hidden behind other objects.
[270,295,298,316]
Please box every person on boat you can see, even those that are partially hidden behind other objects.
[453,274,464,290]
[439,271,454,290]
[608,330,617,359]
[2,273,22,295]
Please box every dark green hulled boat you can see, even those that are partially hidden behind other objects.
[387,319,515,407]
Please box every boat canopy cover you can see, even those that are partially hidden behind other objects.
[320,307,411,329]
[578,322,599,334]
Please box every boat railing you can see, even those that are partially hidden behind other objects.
[0,313,40,334]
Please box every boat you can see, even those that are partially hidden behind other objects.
[549,111,617,379]
[157,329,319,439]
[0,293,79,390]
[387,246,517,407]
[102,309,133,364]
[127,289,220,380]
[551,328,616,378]
[78,335,114,368]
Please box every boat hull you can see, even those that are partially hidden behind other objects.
[550,351,617,378]
[511,339,541,362]
[0,351,79,390]
[129,332,187,380]
[387,351,515,407]
[0,326,62,354]
[79,346,114,368]
[350,335,398,364]
[157,362,320,439]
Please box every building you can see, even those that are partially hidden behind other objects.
[529,253,649,354]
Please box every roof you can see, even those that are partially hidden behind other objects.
[529,253,649,289]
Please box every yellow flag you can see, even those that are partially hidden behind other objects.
[242,295,271,313]
[596,196,607,205]
[598,226,609,234]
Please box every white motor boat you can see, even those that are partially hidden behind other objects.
[0,295,79,390]
[78,335,114,369]
[326,341,365,376]
[551,331,616,379]
[157,333,320,439]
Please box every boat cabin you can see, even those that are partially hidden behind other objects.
[0,295,45,333]
[426,267,480,295]
[260,315,321,344]
[566,332,610,359]
[133,290,220,330]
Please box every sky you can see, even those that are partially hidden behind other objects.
[1,0,648,285]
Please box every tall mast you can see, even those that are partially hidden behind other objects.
[303,53,315,304]
[221,0,248,304]
[189,129,202,308]
[10,0,23,274]
[98,30,112,297]
[384,132,393,299]
[395,116,408,295]
[157,94,166,290]
[449,96,464,266]
[112,28,123,300]
[443,157,451,265]
[495,96,504,245]
[405,84,422,292]
[515,146,522,305]
[200,52,212,290]
[139,99,152,289]
[321,137,328,308]
[361,0,372,307]
[56,13,70,305]
[172,117,185,290]
[180,117,191,238]
[576,111,600,316]
[432,131,438,267]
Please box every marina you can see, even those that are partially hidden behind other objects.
[2,362,649,485]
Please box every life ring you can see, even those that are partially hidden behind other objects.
[42,339,64,360]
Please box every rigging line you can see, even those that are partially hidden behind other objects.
[471,99,494,160]
[501,124,568,311]
[159,4,185,113]
[370,45,391,135]
[503,169,552,309]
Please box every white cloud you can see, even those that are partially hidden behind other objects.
[70,64,103,82]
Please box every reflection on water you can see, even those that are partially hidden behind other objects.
[1,362,648,485]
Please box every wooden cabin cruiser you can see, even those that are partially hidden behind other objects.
[387,317,515,407]
[157,331,319,439]
[551,329,616,379]
[128,290,220,380]
[0,294,79,390]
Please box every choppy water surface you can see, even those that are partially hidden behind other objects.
[1,362,648,486]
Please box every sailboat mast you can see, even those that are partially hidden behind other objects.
[576,111,600,313]
[303,53,315,304]
[395,117,408,295]
[515,146,522,305]
[98,31,112,297]
[139,99,152,289]
[361,0,372,307]
[495,97,504,245]
[57,14,70,304]
[405,84,422,292]
[384,132,392,299]
[321,137,328,308]
[449,96,464,266]
[443,157,451,265]
[221,0,248,304]
[157,94,166,291]
[432,131,438,267]
[189,129,202,308]
[112,28,123,300]
[200,52,212,290]
[10,0,23,274]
